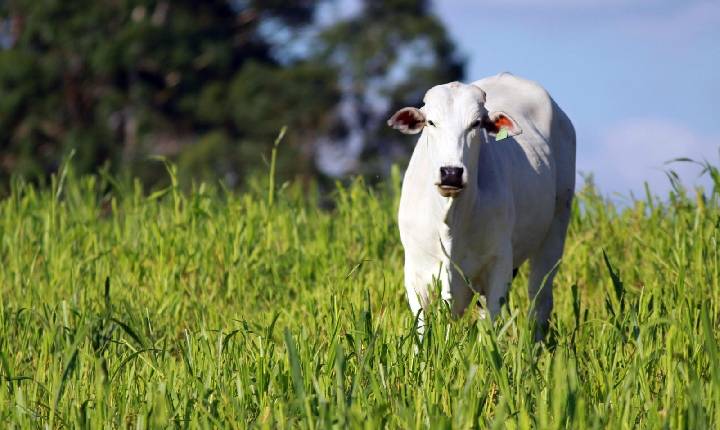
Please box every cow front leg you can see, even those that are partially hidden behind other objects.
[528,207,571,340]
[405,281,426,336]
[484,248,513,319]
[440,264,475,319]
[404,256,432,336]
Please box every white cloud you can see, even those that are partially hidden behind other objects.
[578,118,719,197]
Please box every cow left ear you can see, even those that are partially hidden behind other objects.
[481,111,522,137]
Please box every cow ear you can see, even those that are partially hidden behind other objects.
[482,111,522,137]
[387,107,426,134]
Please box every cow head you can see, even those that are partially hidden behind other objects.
[388,82,520,198]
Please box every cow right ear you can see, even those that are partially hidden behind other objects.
[481,111,522,137]
[387,107,426,134]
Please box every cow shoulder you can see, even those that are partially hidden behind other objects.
[471,73,555,140]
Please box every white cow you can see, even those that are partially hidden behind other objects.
[388,73,575,337]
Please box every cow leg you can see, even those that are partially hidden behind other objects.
[485,244,514,319]
[440,265,474,319]
[406,257,476,339]
[528,207,571,339]
[405,284,425,336]
[404,256,431,336]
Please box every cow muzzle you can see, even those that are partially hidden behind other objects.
[437,166,464,197]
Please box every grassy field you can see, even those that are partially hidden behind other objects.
[1,158,720,429]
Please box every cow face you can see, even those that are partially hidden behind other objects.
[389,82,517,198]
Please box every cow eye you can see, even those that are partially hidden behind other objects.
[427,120,436,127]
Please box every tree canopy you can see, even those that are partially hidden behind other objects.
[0,0,464,189]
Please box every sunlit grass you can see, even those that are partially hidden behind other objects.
[1,158,719,428]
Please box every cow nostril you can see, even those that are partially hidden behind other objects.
[439,167,464,188]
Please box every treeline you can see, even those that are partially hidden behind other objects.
[0,0,464,189]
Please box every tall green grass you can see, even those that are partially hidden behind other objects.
[1,158,719,428]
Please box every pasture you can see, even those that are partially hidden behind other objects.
[1,160,719,428]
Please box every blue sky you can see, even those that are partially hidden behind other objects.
[433,0,720,197]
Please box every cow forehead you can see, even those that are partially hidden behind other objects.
[422,82,486,119]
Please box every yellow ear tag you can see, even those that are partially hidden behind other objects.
[495,127,509,141]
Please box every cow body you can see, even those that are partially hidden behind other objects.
[394,73,576,334]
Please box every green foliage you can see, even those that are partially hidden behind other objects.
[0,0,340,187]
[1,160,720,428]
[0,0,465,190]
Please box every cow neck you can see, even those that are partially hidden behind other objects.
[427,180,477,264]
[431,146,481,231]
[437,171,478,229]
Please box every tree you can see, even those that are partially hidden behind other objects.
[0,0,463,189]
[0,0,339,187]
[314,0,464,179]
